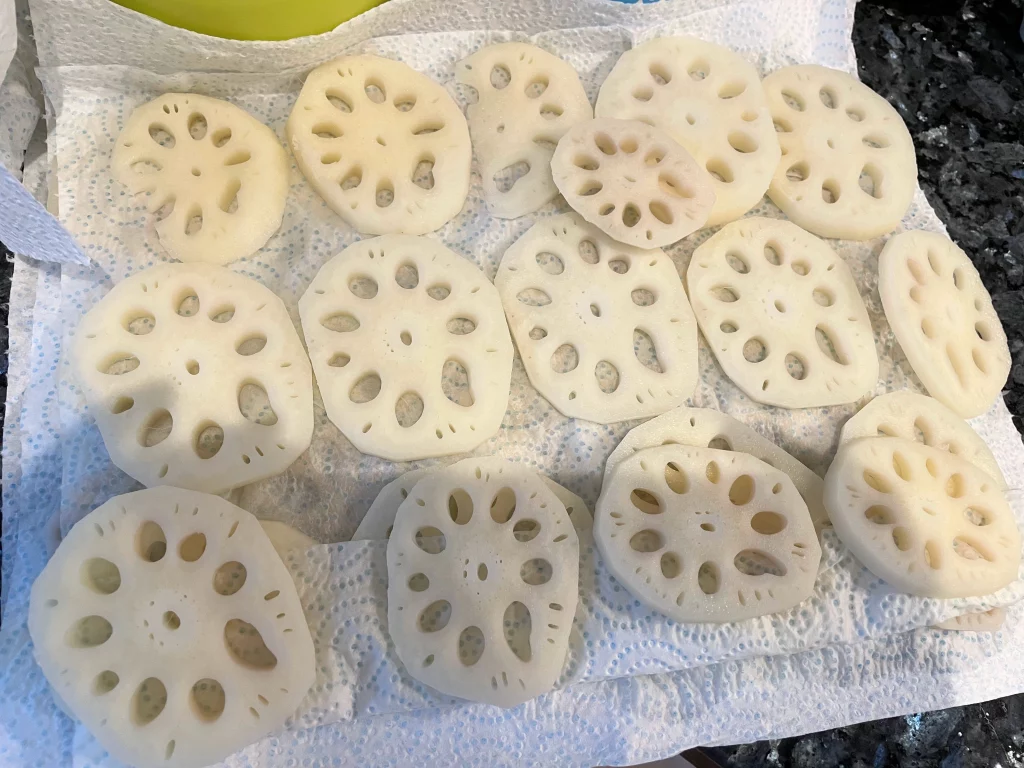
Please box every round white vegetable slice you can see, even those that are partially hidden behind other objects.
[595,36,780,227]
[605,406,828,532]
[259,520,317,556]
[456,42,593,218]
[762,64,917,240]
[299,235,513,461]
[596,445,821,623]
[824,437,1021,598]
[387,457,579,707]
[686,217,877,408]
[840,391,1006,489]
[878,231,1010,419]
[28,487,315,768]
[287,55,471,235]
[111,93,289,266]
[73,262,314,494]
[496,212,698,422]
[551,117,715,248]
[933,607,1005,632]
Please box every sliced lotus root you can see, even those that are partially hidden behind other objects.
[387,457,579,707]
[28,487,315,768]
[259,520,317,556]
[496,212,698,422]
[595,37,780,227]
[299,235,513,461]
[824,437,1021,598]
[596,445,821,623]
[933,607,1006,632]
[762,64,917,240]
[73,262,313,494]
[456,42,593,219]
[111,93,289,265]
[686,217,877,408]
[878,231,1010,418]
[604,406,828,531]
[551,117,715,248]
[287,54,471,235]
[840,391,1006,489]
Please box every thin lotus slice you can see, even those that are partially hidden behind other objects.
[387,457,579,707]
[259,520,317,556]
[111,93,289,265]
[933,607,1006,632]
[551,117,715,248]
[824,437,1021,598]
[686,217,877,408]
[298,235,513,461]
[28,487,315,768]
[762,64,917,240]
[496,212,698,422]
[878,230,1010,418]
[595,36,780,226]
[72,262,314,494]
[287,54,471,234]
[596,445,821,623]
[456,42,593,218]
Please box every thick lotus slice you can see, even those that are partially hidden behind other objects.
[73,262,314,494]
[762,64,917,240]
[878,231,1010,418]
[596,445,821,623]
[28,487,315,768]
[387,457,579,707]
[933,607,1005,632]
[287,55,471,234]
[299,235,513,461]
[111,93,289,265]
[604,406,828,531]
[824,437,1021,598]
[496,212,698,422]
[840,391,1006,489]
[551,117,715,248]
[595,37,780,226]
[456,42,593,218]
[687,217,877,408]
[259,520,317,556]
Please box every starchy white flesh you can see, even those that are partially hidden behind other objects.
[456,42,593,218]
[259,520,317,556]
[73,262,314,494]
[824,437,1021,598]
[551,117,715,248]
[28,487,315,768]
[595,36,780,226]
[299,235,513,461]
[840,391,1006,489]
[605,406,828,531]
[686,217,877,408]
[596,445,821,623]
[496,213,698,422]
[762,64,917,240]
[287,54,471,234]
[387,457,579,707]
[111,93,289,265]
[878,231,1010,418]
[933,607,1006,632]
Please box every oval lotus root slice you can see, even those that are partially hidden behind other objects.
[551,117,715,248]
[596,445,822,623]
[259,520,317,556]
[878,231,1010,419]
[840,391,1006,489]
[287,55,471,235]
[824,437,1021,598]
[933,606,1005,632]
[496,212,698,422]
[762,64,917,240]
[72,262,314,494]
[27,487,315,768]
[595,37,780,227]
[604,406,828,532]
[686,217,877,408]
[111,93,289,266]
[387,456,579,707]
[299,235,513,461]
[456,42,593,219]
